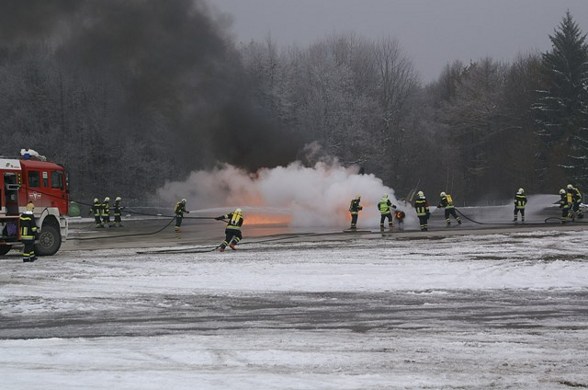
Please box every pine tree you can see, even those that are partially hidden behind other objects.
[533,11,588,189]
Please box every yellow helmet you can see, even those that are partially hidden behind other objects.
[417,191,424,198]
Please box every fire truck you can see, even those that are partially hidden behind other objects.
[0,152,69,256]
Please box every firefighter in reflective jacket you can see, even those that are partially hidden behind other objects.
[20,201,38,262]
[113,196,124,227]
[414,191,430,231]
[92,198,104,228]
[566,184,584,220]
[557,189,571,222]
[377,194,397,229]
[438,192,461,226]
[215,208,244,252]
[513,188,527,222]
[102,197,112,227]
[174,199,189,232]
[349,195,363,229]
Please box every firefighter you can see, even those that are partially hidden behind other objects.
[394,209,406,230]
[92,198,104,228]
[377,194,397,230]
[174,198,189,232]
[113,196,124,227]
[438,192,461,226]
[513,188,527,222]
[20,201,38,262]
[566,184,584,220]
[215,208,244,252]
[557,188,571,223]
[102,197,112,227]
[349,195,363,230]
[414,191,430,231]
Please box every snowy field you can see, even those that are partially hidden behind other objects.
[1,225,588,389]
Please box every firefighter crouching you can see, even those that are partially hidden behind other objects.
[394,209,406,230]
[215,208,244,252]
[414,191,430,231]
[20,201,38,263]
[566,184,584,220]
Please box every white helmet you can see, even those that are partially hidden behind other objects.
[417,191,424,198]
[234,208,243,214]
[181,198,187,204]
[440,192,446,197]
[104,197,110,202]
[94,198,99,203]
[517,188,524,194]
[559,189,565,195]
[382,194,388,199]
[567,184,573,190]
[115,196,122,202]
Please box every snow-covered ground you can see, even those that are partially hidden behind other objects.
[1,226,587,389]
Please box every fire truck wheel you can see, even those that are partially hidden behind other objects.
[0,244,12,256]
[35,224,62,256]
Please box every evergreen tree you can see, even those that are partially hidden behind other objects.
[533,11,588,188]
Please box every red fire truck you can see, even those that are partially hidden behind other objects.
[0,154,69,256]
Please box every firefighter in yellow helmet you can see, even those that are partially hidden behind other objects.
[349,195,363,230]
[513,188,527,222]
[438,192,461,226]
[215,208,244,252]
[20,201,38,262]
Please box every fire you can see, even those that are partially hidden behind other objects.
[244,212,292,226]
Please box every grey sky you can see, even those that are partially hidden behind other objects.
[208,0,588,82]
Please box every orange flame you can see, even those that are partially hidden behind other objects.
[245,213,292,226]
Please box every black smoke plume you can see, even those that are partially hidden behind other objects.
[0,0,302,176]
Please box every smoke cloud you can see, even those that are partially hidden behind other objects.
[0,0,302,172]
[156,158,415,228]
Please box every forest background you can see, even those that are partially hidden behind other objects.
[1,1,587,206]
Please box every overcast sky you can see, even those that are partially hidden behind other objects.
[208,0,588,82]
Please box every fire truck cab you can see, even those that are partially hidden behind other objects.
[0,154,69,256]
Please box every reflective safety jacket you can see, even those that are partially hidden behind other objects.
[514,193,527,209]
[92,199,102,217]
[569,187,582,204]
[101,201,110,217]
[414,197,430,217]
[174,202,187,217]
[378,198,392,214]
[438,194,455,209]
[19,211,38,240]
[113,200,123,216]
[349,199,362,215]
[223,212,244,230]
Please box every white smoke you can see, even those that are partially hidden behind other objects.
[155,160,413,228]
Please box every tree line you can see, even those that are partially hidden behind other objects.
[1,7,586,205]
